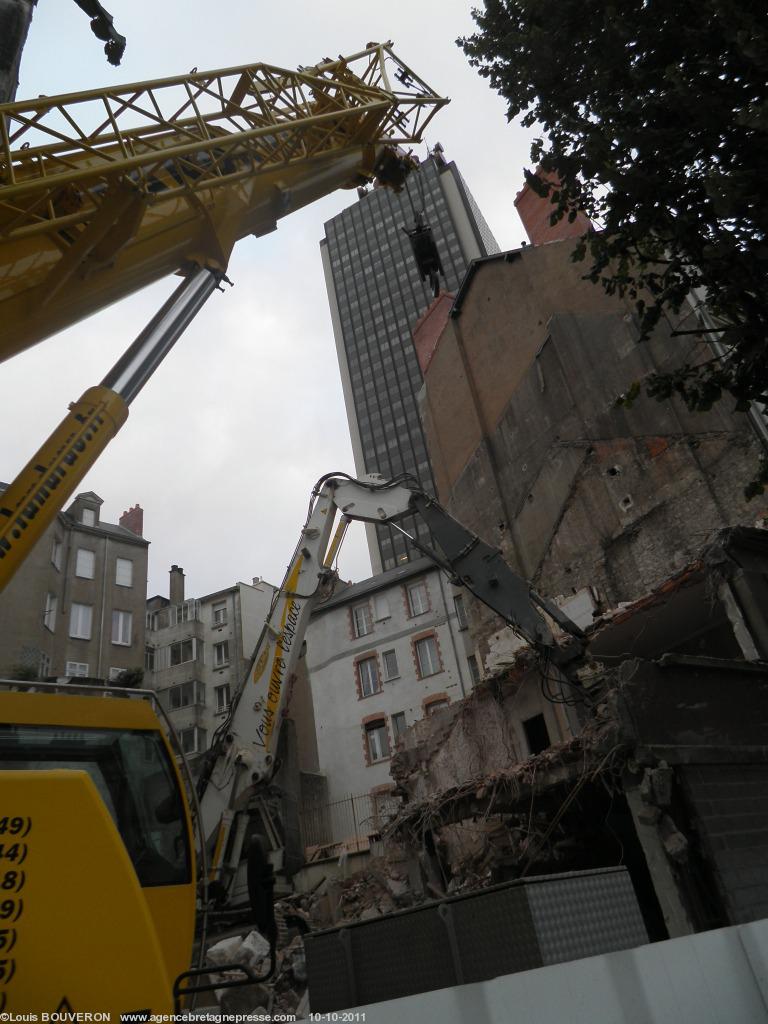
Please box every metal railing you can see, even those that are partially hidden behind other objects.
[300,789,401,850]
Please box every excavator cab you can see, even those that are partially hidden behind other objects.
[0,683,196,1013]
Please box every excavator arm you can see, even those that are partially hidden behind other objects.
[197,474,585,910]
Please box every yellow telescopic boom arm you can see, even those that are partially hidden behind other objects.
[0,42,446,361]
[0,43,446,592]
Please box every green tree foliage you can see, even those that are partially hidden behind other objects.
[9,663,38,681]
[114,666,144,688]
[459,2,768,426]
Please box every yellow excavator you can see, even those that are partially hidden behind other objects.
[0,42,447,1013]
[0,470,586,1014]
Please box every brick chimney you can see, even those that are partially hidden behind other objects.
[514,167,592,246]
[169,565,185,604]
[119,503,143,536]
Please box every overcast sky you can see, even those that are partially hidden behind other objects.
[4,0,533,600]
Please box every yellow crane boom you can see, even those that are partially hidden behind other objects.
[0,42,446,362]
[0,43,446,592]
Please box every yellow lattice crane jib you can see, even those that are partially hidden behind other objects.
[0,44,446,593]
[0,42,447,363]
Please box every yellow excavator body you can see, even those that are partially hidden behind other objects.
[0,691,195,1011]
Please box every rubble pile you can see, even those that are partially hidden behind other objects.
[388,708,623,845]
[205,910,309,1018]
[202,863,422,1016]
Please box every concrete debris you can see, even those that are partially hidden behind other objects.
[659,814,689,864]
[241,929,271,963]
[206,934,251,967]
[206,921,309,1016]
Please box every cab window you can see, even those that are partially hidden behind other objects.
[0,724,190,887]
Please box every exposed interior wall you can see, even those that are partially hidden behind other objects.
[418,245,766,654]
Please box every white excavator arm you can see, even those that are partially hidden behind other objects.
[196,473,586,918]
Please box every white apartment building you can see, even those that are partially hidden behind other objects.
[304,557,480,809]
[145,565,276,758]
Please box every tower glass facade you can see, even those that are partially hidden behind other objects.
[321,152,498,572]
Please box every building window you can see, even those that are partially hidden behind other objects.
[69,603,93,640]
[407,581,429,617]
[212,600,227,625]
[365,719,390,763]
[170,600,199,626]
[167,680,204,710]
[373,595,390,621]
[414,635,441,678]
[392,711,407,740]
[112,610,132,646]
[467,654,481,684]
[213,641,229,668]
[178,726,206,755]
[39,652,51,679]
[352,603,373,638]
[425,697,449,717]
[65,661,89,677]
[357,656,381,698]
[81,508,96,527]
[43,593,57,632]
[145,646,155,671]
[215,683,231,712]
[381,649,399,681]
[523,714,551,756]
[108,667,125,682]
[115,558,133,587]
[454,594,468,630]
[170,638,197,666]
[51,539,63,571]
[75,548,95,579]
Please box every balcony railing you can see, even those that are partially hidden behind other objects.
[300,790,401,851]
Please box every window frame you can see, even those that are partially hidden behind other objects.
[43,592,57,632]
[414,634,441,678]
[391,711,407,741]
[454,594,468,630]
[167,680,204,711]
[75,548,96,580]
[115,557,133,588]
[215,683,231,712]
[51,538,63,571]
[364,718,390,764]
[352,602,373,638]
[381,649,399,681]
[357,655,381,698]
[69,602,93,640]
[178,725,206,755]
[213,640,229,668]
[169,638,197,666]
[65,661,89,677]
[111,609,133,647]
[212,600,227,626]
[467,654,481,685]
[425,697,449,717]
[406,580,429,617]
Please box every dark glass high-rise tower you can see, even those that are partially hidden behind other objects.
[321,148,499,572]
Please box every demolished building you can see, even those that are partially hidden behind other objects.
[387,526,768,938]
